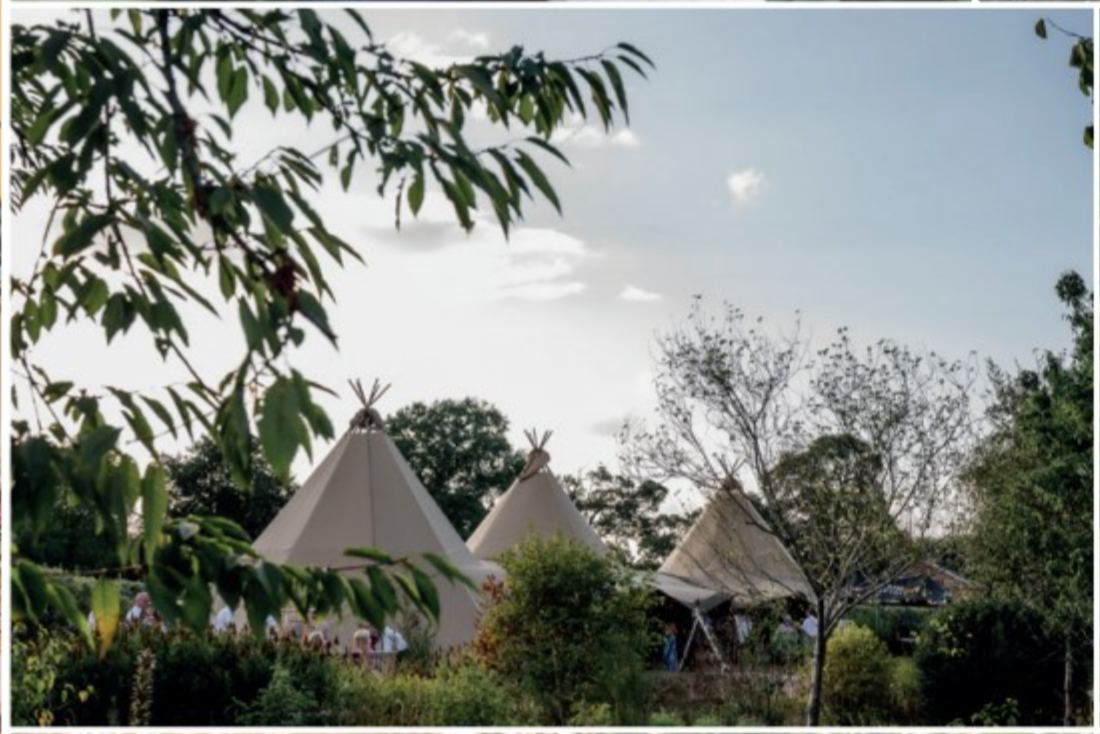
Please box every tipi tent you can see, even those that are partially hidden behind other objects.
[249,380,500,649]
[658,487,813,608]
[467,430,607,560]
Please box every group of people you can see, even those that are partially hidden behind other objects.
[91,590,410,667]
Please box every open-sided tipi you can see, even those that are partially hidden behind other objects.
[658,486,813,608]
[250,380,500,649]
[467,430,607,560]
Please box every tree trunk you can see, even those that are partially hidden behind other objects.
[805,599,828,726]
[1063,632,1074,726]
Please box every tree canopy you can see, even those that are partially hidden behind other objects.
[562,465,698,571]
[163,435,296,540]
[964,272,1093,724]
[11,7,652,653]
[387,397,525,539]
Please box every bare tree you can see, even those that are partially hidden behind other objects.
[623,301,976,725]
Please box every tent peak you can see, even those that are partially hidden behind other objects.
[519,428,553,480]
[348,378,390,431]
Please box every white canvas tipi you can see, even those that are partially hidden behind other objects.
[467,430,607,560]
[250,380,500,649]
[658,486,813,608]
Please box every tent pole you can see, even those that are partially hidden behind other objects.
[695,606,730,675]
[677,613,700,672]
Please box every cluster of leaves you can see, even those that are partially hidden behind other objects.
[387,398,525,539]
[963,272,1093,721]
[561,465,699,570]
[1035,18,1094,148]
[163,435,296,540]
[11,8,651,652]
[474,534,658,725]
[914,598,1067,725]
[769,434,909,603]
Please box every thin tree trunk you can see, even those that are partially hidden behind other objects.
[805,599,827,726]
[1063,632,1074,726]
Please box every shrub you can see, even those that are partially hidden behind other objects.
[475,534,658,725]
[12,624,96,726]
[844,605,932,655]
[914,598,1062,724]
[235,666,323,726]
[330,657,524,725]
[819,624,894,725]
[890,656,923,723]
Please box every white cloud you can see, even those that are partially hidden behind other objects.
[385,31,475,68]
[610,129,642,148]
[551,115,643,150]
[620,285,662,302]
[367,194,594,304]
[726,168,767,208]
[448,29,491,50]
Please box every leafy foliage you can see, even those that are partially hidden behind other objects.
[818,624,894,725]
[963,271,1093,722]
[475,534,658,725]
[623,301,976,724]
[914,598,1065,725]
[163,435,295,540]
[16,501,120,574]
[11,8,652,650]
[1035,19,1094,148]
[387,397,525,539]
[770,434,909,601]
[14,622,530,726]
[562,465,699,570]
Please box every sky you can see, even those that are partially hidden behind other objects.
[13,8,1094,502]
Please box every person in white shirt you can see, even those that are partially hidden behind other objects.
[380,626,408,653]
[211,606,234,634]
[734,614,752,644]
[124,592,153,627]
[801,613,819,640]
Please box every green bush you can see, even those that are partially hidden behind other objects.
[235,666,323,726]
[890,656,923,723]
[475,534,658,725]
[914,598,1062,724]
[14,624,341,726]
[819,624,894,725]
[331,658,524,725]
[12,624,97,726]
[844,605,932,655]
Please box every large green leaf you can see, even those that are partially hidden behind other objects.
[90,579,121,658]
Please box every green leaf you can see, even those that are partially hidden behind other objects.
[515,151,562,214]
[407,172,426,216]
[348,578,386,630]
[367,566,398,613]
[252,185,295,232]
[259,377,303,480]
[422,552,476,590]
[54,214,113,257]
[91,579,121,658]
[410,567,440,620]
[345,546,395,565]
[1035,19,1047,39]
[141,464,168,565]
[601,60,630,123]
[49,582,94,651]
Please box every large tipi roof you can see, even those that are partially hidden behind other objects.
[658,486,813,608]
[467,430,607,561]
[251,380,500,649]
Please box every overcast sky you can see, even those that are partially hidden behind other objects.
[14,8,1093,504]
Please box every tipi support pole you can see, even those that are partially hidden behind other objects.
[677,614,701,672]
